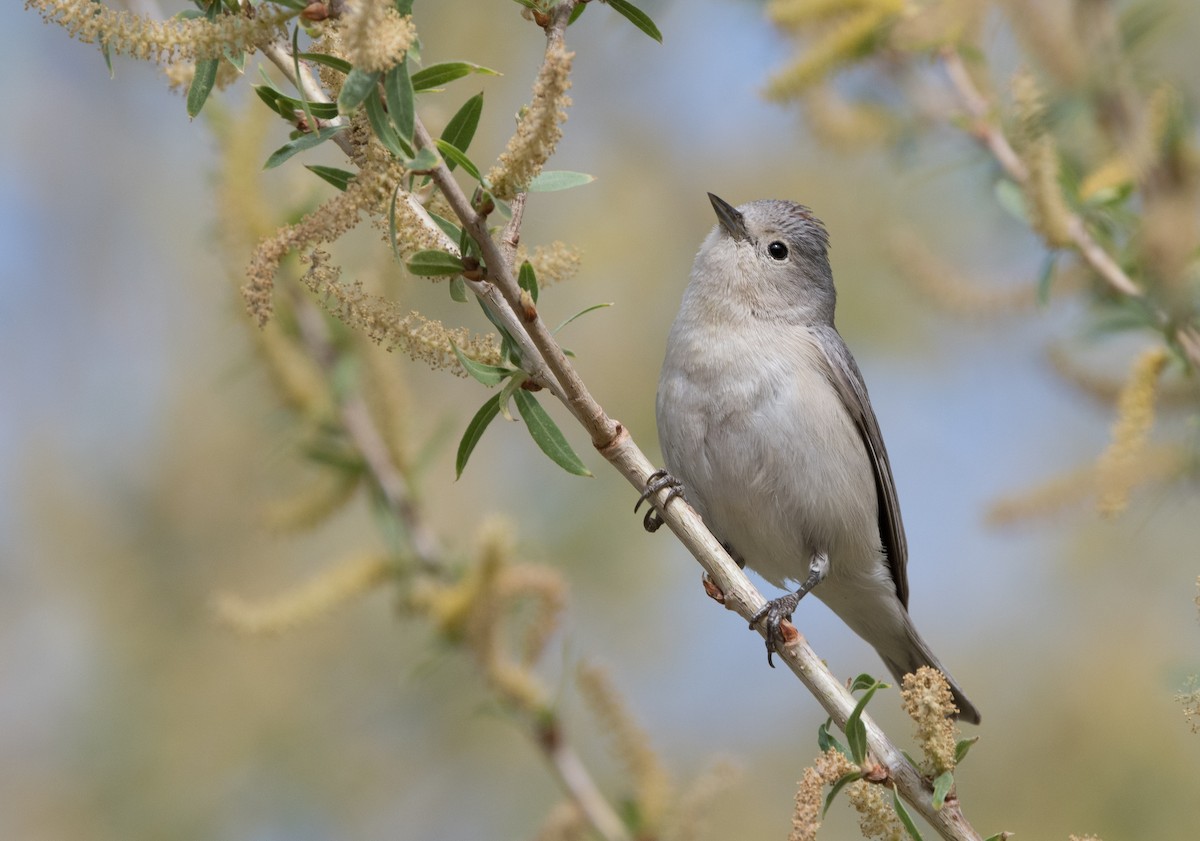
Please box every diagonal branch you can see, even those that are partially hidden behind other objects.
[941,48,1200,368]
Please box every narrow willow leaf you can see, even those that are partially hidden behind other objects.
[94,0,114,76]
[606,0,663,42]
[394,0,413,13]
[187,57,219,118]
[405,146,441,171]
[299,52,352,74]
[435,139,483,181]
[428,211,462,245]
[517,260,539,304]
[497,373,527,421]
[306,165,357,191]
[822,771,864,818]
[451,343,513,386]
[994,178,1028,223]
[892,787,924,841]
[449,275,469,302]
[290,24,316,136]
[527,170,596,192]
[850,673,882,693]
[223,46,246,73]
[412,61,500,91]
[364,89,411,158]
[456,393,501,478]
[338,67,380,113]
[954,736,979,764]
[845,678,885,766]
[388,189,403,264]
[817,719,849,758]
[254,85,292,119]
[385,60,415,147]
[931,771,953,811]
[440,93,484,165]
[553,302,613,334]
[1036,251,1058,306]
[513,390,592,476]
[407,250,465,276]
[568,1,586,23]
[264,125,347,169]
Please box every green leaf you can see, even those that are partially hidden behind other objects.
[263,125,347,169]
[954,736,979,765]
[412,61,500,91]
[299,52,353,74]
[223,46,246,72]
[456,393,502,478]
[931,771,954,811]
[606,0,663,42]
[440,93,484,165]
[553,302,613,334]
[385,60,416,147]
[845,677,885,766]
[994,178,1028,223]
[405,146,441,171]
[451,343,513,386]
[94,0,114,76]
[568,1,586,24]
[407,250,465,276]
[449,275,469,302]
[817,719,849,758]
[435,139,483,181]
[892,787,924,841]
[306,165,357,191]
[1036,251,1058,306]
[187,57,219,118]
[527,170,596,192]
[291,24,316,139]
[496,373,528,421]
[394,0,413,14]
[388,188,404,264]
[518,260,539,304]
[338,67,381,114]
[513,390,592,476]
[849,673,881,693]
[822,771,864,817]
[428,211,463,245]
[364,89,411,158]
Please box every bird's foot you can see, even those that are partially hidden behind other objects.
[634,469,686,533]
[749,552,829,667]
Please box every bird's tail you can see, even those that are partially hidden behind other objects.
[877,619,982,725]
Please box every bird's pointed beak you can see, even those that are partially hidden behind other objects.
[708,192,748,241]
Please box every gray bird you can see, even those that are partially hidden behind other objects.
[646,193,980,724]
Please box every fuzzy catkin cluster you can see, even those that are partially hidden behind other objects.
[341,0,416,73]
[487,42,574,199]
[900,667,959,776]
[26,0,289,63]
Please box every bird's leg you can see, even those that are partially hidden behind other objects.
[749,552,829,667]
[634,469,686,533]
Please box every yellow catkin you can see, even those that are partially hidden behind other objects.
[790,748,859,841]
[765,2,902,101]
[802,85,894,149]
[487,42,574,199]
[26,0,290,64]
[341,0,415,73]
[1096,346,1171,517]
[578,663,673,830]
[846,782,904,841]
[214,553,390,636]
[987,445,1187,526]
[1025,136,1073,247]
[768,0,877,28]
[263,469,361,532]
[1068,836,1103,841]
[663,759,739,841]
[516,241,583,287]
[900,667,959,775]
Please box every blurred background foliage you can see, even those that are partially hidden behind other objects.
[3,0,1200,839]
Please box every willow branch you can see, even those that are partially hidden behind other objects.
[940,48,1200,368]
[412,7,983,840]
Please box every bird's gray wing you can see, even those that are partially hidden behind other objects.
[811,324,909,607]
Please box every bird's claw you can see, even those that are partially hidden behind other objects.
[749,592,802,668]
[635,469,686,533]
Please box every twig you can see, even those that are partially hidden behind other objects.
[415,7,984,841]
[941,48,1200,367]
[941,48,1141,299]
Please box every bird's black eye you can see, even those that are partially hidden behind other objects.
[767,241,788,261]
